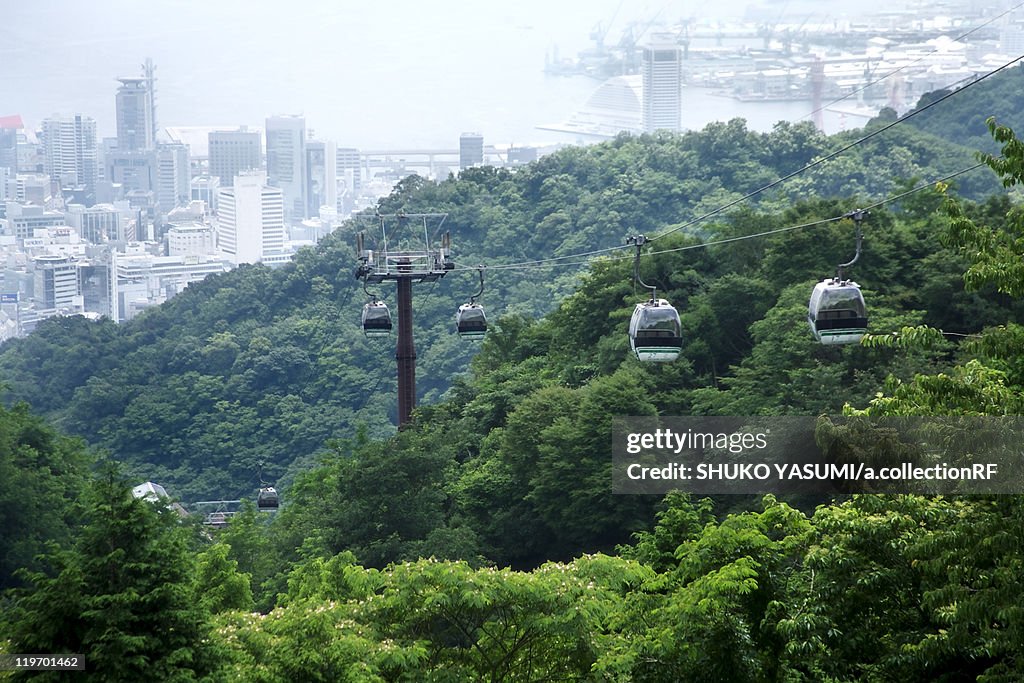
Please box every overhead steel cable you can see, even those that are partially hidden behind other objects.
[450,242,629,271]
[644,162,989,257]
[648,52,1024,243]
[447,161,988,272]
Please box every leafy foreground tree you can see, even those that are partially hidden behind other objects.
[0,401,89,590]
[2,464,213,682]
[209,553,653,682]
[776,117,1024,683]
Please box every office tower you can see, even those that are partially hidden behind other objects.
[216,170,285,265]
[33,255,80,309]
[156,142,190,210]
[641,36,682,133]
[305,139,336,217]
[459,133,483,169]
[0,114,21,173]
[109,75,158,195]
[41,114,98,196]
[336,147,361,191]
[115,77,154,151]
[265,115,306,222]
[209,127,262,187]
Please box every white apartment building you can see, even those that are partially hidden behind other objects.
[216,170,285,265]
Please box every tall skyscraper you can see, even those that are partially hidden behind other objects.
[41,114,98,196]
[115,77,154,152]
[216,170,285,265]
[209,127,262,187]
[265,115,306,222]
[108,68,161,199]
[156,142,190,210]
[641,37,682,133]
[305,139,336,217]
[459,133,484,169]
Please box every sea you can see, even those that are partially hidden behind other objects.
[1,0,893,150]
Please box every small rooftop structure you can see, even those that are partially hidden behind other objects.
[131,481,169,501]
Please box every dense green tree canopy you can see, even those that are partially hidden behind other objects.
[4,73,1024,680]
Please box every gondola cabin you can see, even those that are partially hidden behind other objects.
[257,486,279,511]
[456,303,487,340]
[629,299,683,362]
[361,301,392,337]
[808,279,868,345]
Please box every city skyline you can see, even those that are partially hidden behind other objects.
[0,0,925,149]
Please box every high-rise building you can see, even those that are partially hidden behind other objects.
[336,147,361,192]
[0,114,21,173]
[41,114,98,197]
[459,133,484,169]
[209,128,262,187]
[305,139,336,217]
[641,37,682,133]
[115,77,155,152]
[265,115,306,222]
[32,255,80,309]
[216,170,285,265]
[156,143,190,210]
[109,74,159,196]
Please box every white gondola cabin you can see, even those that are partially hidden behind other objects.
[629,299,682,362]
[808,278,868,345]
[361,301,392,337]
[257,486,279,510]
[456,303,487,340]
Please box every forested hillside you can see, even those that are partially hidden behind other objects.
[901,60,1024,153]
[2,68,1020,502]
[3,70,1024,680]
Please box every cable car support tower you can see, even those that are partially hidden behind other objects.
[355,212,453,427]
